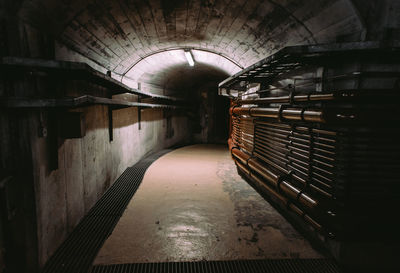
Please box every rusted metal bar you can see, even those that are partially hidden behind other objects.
[231,150,323,231]
[236,88,400,105]
[230,106,325,123]
[256,120,337,137]
[231,148,319,210]
[238,93,335,105]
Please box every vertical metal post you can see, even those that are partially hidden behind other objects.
[107,71,113,141]
[138,99,142,130]
[48,110,58,170]
[108,106,113,142]
[137,83,142,130]
[316,67,325,92]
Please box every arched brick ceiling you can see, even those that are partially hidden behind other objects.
[19,0,366,89]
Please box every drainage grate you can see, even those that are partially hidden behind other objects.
[41,149,173,273]
[90,259,341,273]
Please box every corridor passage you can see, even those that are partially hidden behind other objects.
[94,145,321,265]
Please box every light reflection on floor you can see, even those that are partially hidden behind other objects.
[94,144,322,264]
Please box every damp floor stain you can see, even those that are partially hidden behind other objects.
[93,144,322,265]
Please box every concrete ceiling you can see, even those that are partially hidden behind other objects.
[18,0,367,91]
[122,49,240,91]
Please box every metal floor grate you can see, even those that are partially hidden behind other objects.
[91,259,341,273]
[41,149,173,273]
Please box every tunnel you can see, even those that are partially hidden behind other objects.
[1,1,400,273]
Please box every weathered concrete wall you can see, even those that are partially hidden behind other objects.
[1,80,189,272]
[352,0,400,41]
[31,104,188,267]
[1,4,190,272]
[28,39,190,268]
[0,1,55,272]
[0,111,39,273]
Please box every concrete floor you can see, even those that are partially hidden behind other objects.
[94,144,322,265]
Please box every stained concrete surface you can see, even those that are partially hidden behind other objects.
[94,144,322,265]
[30,104,188,266]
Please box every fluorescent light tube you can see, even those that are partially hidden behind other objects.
[184,50,195,66]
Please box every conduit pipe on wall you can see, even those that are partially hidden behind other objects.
[228,138,322,231]
[230,106,325,123]
[225,43,400,270]
[256,121,337,137]
[236,89,400,105]
[238,93,335,105]
[229,145,318,210]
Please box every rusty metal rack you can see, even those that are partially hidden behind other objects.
[219,41,400,96]
[222,41,400,271]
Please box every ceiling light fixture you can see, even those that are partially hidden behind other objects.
[184,50,195,66]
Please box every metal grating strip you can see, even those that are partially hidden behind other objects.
[90,259,341,273]
[41,149,173,273]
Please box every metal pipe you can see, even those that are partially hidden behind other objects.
[255,121,337,137]
[254,130,336,155]
[252,149,334,196]
[237,93,335,105]
[238,88,400,104]
[231,106,325,123]
[231,148,319,210]
[255,123,337,144]
[232,153,323,232]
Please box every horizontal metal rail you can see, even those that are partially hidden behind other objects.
[0,95,185,109]
[1,56,185,102]
[231,106,325,123]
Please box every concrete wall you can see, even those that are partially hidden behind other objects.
[0,110,39,273]
[1,2,55,271]
[25,53,190,267]
[1,75,189,272]
[0,3,190,272]
[31,105,188,267]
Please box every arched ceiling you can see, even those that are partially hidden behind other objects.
[18,0,366,90]
[134,61,231,96]
[123,48,241,88]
